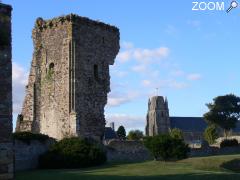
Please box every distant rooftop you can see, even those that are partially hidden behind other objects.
[170,116,240,133]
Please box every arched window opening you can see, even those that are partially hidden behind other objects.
[49,63,54,71]
[46,63,54,81]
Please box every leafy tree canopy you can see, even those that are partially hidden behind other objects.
[127,130,144,140]
[169,128,183,140]
[204,94,240,136]
[204,125,218,145]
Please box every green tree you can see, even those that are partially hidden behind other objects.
[143,134,189,161]
[204,125,218,145]
[127,130,144,140]
[169,128,183,140]
[117,125,126,140]
[204,94,240,137]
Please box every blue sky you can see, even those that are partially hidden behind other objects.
[4,0,240,132]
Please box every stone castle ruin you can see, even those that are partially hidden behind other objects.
[0,3,14,179]
[16,14,120,140]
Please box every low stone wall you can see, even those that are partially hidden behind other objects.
[190,146,240,157]
[106,140,152,162]
[14,139,54,171]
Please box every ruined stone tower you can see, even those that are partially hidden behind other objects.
[0,3,14,179]
[145,96,170,136]
[16,14,120,140]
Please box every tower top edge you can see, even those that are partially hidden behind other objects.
[0,3,12,11]
[34,14,119,33]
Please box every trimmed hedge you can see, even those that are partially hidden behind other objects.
[220,139,239,148]
[39,137,106,169]
[12,132,50,144]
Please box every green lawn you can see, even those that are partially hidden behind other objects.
[16,154,240,180]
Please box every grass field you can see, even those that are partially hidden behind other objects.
[16,154,240,180]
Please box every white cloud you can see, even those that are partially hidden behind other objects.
[112,70,128,78]
[116,51,132,63]
[170,70,185,77]
[133,47,169,62]
[187,73,202,81]
[107,91,140,107]
[142,80,151,87]
[116,42,170,64]
[141,79,188,90]
[132,64,147,73]
[105,113,145,132]
[12,63,28,114]
[122,41,134,49]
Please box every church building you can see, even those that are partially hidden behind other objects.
[145,96,240,144]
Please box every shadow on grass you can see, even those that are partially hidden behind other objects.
[16,172,240,180]
[220,159,240,173]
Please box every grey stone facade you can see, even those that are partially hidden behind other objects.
[0,3,14,179]
[145,96,170,136]
[15,139,54,171]
[16,14,120,141]
[106,140,152,162]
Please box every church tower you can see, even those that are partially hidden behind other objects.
[145,96,170,136]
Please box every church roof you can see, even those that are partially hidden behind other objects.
[170,117,207,133]
[104,127,117,140]
[170,117,240,133]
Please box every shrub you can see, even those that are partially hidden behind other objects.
[39,137,106,169]
[169,128,183,140]
[204,125,218,145]
[220,139,238,148]
[143,134,189,161]
[127,130,144,140]
[12,132,50,144]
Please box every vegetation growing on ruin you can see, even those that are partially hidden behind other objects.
[45,67,54,82]
[12,132,50,144]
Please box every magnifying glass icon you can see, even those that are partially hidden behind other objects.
[227,1,238,13]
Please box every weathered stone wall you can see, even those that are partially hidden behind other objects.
[190,146,240,157]
[15,139,54,171]
[16,14,120,141]
[0,3,14,179]
[73,17,119,140]
[106,140,152,162]
[146,96,170,136]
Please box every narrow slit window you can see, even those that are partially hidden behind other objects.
[94,64,98,80]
